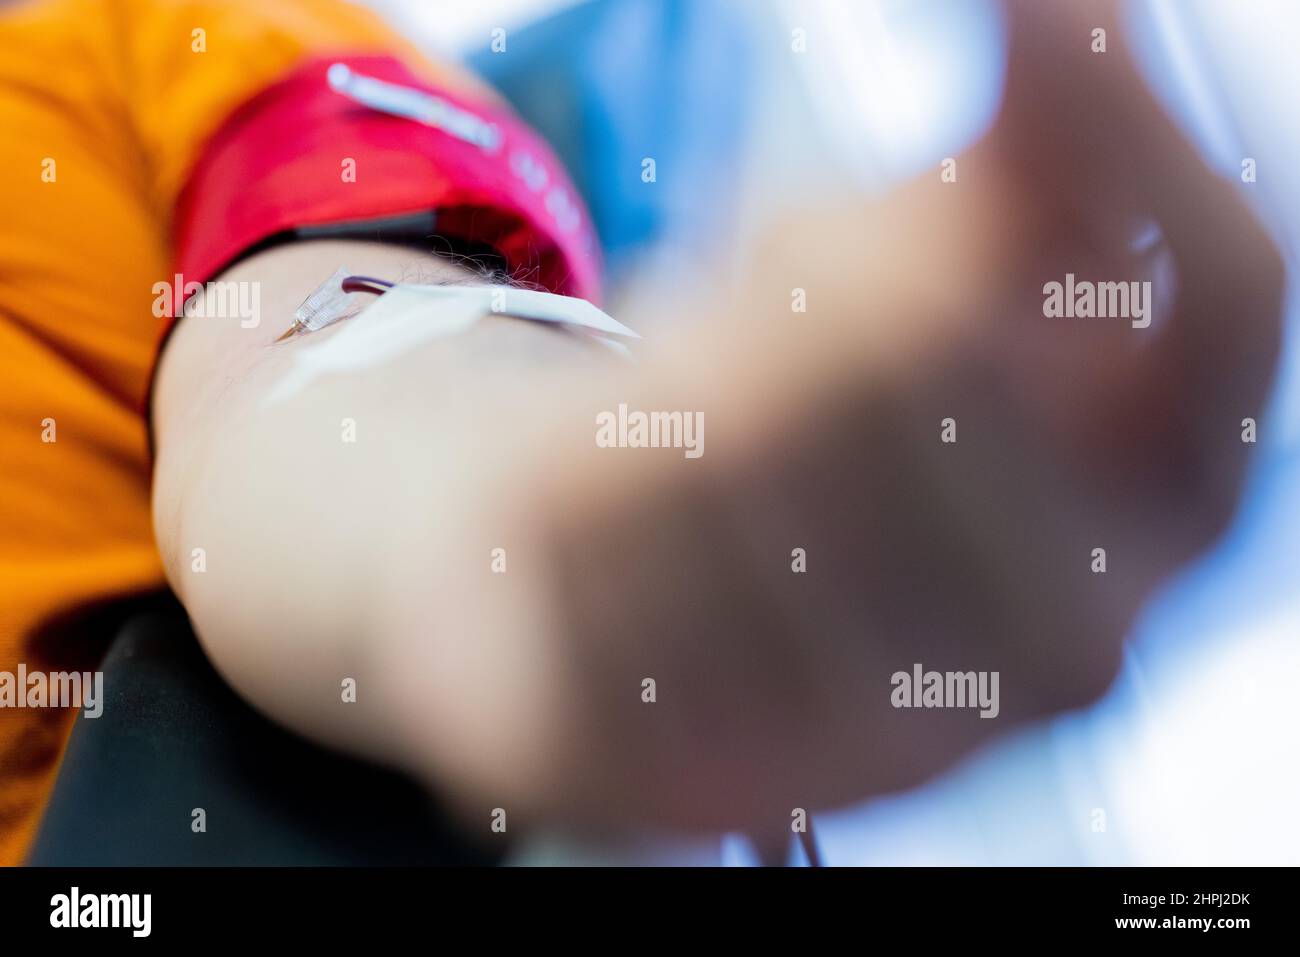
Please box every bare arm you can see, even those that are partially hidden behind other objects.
[152,0,1283,836]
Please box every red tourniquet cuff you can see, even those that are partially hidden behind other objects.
[168,54,602,323]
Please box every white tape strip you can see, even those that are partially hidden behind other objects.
[264,283,636,405]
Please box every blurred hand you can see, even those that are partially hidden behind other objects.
[382,0,1284,836]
